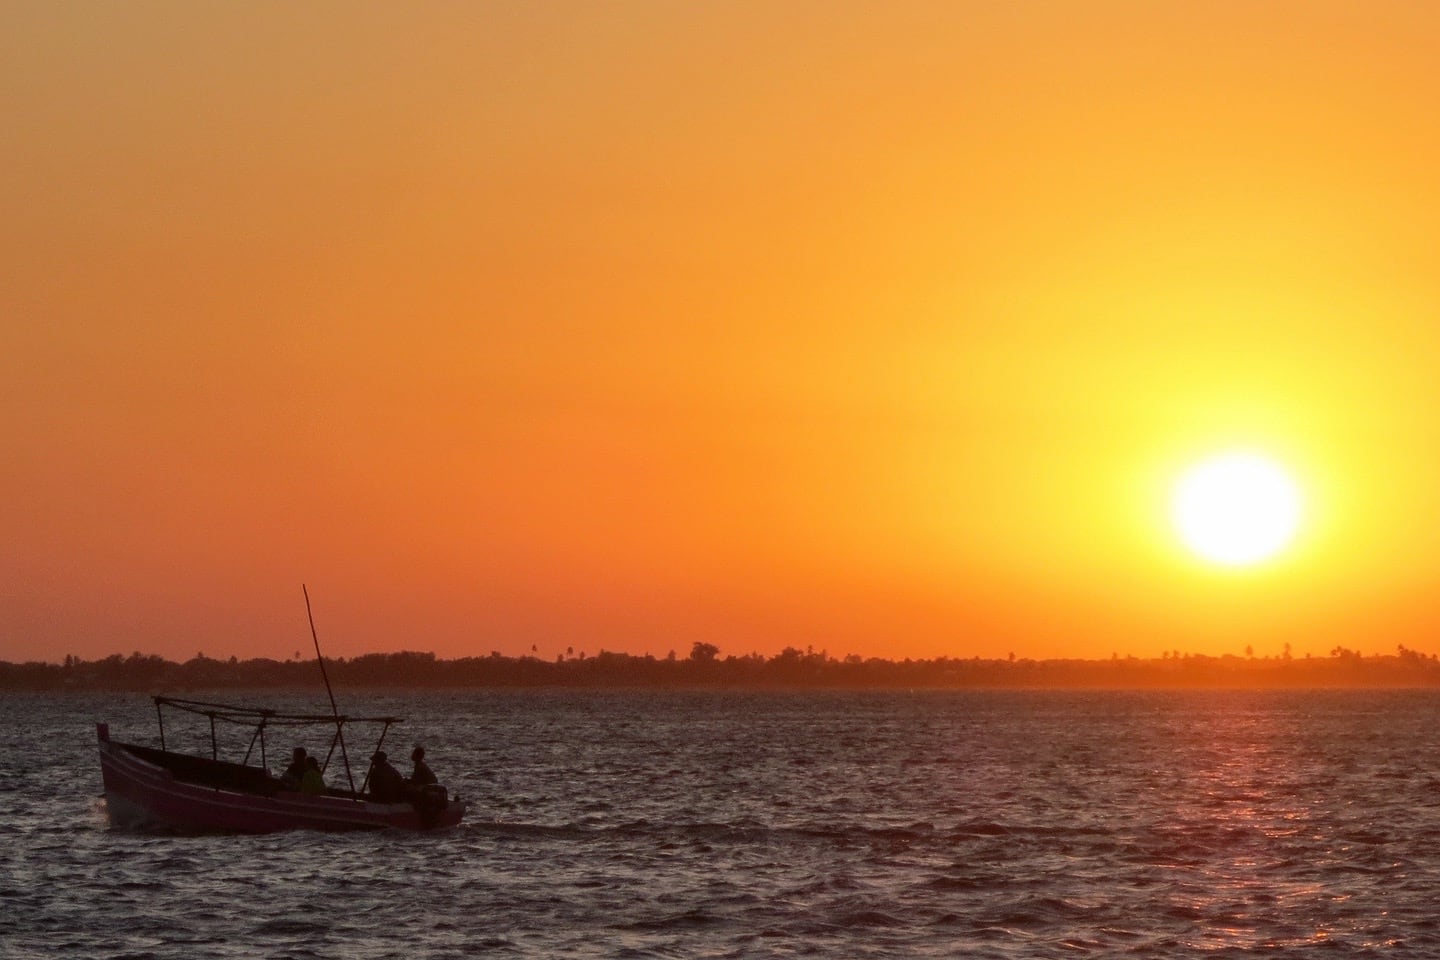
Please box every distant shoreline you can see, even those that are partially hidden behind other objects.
[6,645,1440,692]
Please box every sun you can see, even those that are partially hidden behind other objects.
[1171,452,1303,567]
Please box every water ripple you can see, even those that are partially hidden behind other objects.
[7,689,1440,957]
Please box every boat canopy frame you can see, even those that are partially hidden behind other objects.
[152,696,403,795]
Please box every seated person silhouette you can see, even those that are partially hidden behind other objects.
[408,745,438,788]
[279,747,308,791]
[367,751,405,803]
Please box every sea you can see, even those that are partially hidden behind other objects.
[4,688,1440,958]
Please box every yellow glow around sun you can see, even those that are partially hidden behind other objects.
[1171,452,1303,567]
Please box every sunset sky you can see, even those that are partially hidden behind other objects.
[7,2,1440,665]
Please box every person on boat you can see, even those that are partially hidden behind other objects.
[300,755,327,796]
[408,745,437,788]
[280,747,308,791]
[368,751,405,803]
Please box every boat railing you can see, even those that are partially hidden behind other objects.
[153,696,403,796]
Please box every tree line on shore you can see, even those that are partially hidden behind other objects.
[3,642,1440,691]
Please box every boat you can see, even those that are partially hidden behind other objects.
[98,695,466,833]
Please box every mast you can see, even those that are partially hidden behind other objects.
[303,584,357,793]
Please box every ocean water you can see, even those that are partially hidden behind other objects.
[4,688,1440,958]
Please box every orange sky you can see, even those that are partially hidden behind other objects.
[6,2,1440,665]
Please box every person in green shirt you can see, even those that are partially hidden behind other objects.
[300,755,326,795]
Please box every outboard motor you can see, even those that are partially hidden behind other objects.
[413,783,449,826]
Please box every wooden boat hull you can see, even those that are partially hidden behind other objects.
[97,723,465,833]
